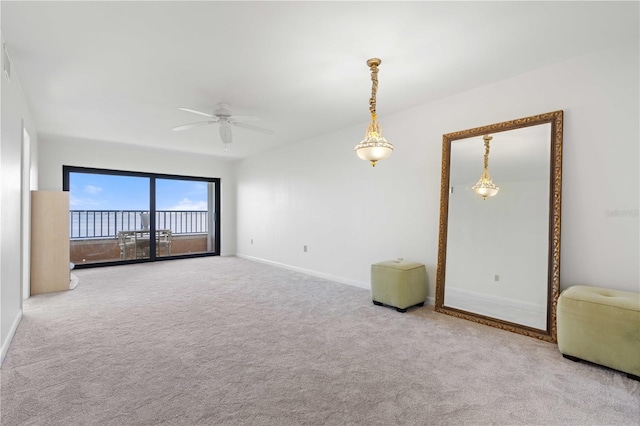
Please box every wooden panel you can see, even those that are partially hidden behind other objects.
[30,191,70,295]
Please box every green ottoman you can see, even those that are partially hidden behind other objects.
[557,285,640,380]
[371,260,427,313]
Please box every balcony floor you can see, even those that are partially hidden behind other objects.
[71,234,211,265]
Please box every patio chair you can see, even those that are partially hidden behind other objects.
[117,231,136,260]
[140,213,150,230]
[156,230,172,256]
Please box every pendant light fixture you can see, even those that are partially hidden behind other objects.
[355,58,393,167]
[472,135,500,199]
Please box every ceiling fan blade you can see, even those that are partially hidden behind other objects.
[171,120,217,131]
[219,122,232,144]
[232,121,274,134]
[228,115,259,122]
[178,107,214,118]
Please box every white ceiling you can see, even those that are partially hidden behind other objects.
[2,1,638,160]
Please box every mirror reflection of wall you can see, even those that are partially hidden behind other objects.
[447,125,551,329]
[436,111,563,342]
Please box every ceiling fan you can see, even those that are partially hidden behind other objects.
[171,103,274,147]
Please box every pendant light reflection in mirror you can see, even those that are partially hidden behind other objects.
[472,135,500,200]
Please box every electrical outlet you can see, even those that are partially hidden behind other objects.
[494,275,500,281]
[303,245,307,252]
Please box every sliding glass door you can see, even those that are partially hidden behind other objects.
[155,178,217,257]
[64,166,220,267]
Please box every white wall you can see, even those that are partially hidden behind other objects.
[38,135,237,256]
[1,37,39,363]
[236,39,640,297]
[446,180,549,306]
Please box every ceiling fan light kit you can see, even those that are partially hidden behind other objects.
[355,58,394,167]
[172,103,273,150]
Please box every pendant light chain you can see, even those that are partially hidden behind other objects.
[483,136,492,170]
[369,62,379,116]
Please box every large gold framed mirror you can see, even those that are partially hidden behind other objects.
[435,111,563,342]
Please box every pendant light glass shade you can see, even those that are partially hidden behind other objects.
[472,169,500,199]
[355,114,393,166]
[355,58,393,167]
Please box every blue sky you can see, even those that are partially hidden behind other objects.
[69,173,208,211]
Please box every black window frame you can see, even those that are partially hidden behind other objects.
[63,165,221,268]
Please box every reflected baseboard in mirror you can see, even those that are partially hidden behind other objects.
[435,110,563,343]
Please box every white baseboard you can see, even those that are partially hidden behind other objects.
[1,309,23,366]
[237,254,370,290]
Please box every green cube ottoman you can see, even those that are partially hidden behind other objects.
[557,285,640,380]
[371,260,427,313]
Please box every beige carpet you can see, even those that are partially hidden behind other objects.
[1,256,638,425]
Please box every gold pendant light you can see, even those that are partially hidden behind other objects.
[355,58,393,167]
[472,135,499,199]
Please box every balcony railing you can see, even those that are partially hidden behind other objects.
[70,210,208,239]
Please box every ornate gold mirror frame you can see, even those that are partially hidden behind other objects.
[435,110,563,342]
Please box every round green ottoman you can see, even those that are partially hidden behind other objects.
[371,260,427,313]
